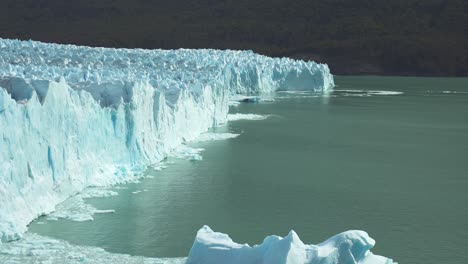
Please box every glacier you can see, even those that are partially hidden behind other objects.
[0,38,333,243]
[0,38,396,264]
[187,226,396,264]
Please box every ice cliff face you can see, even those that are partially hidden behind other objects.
[0,38,333,243]
[187,226,396,264]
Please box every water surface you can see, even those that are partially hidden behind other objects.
[30,76,468,264]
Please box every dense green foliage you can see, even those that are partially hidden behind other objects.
[1,0,467,76]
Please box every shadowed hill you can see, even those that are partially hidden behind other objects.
[1,0,467,76]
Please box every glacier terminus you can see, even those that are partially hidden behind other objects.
[0,38,395,263]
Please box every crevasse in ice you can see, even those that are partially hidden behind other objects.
[0,38,333,243]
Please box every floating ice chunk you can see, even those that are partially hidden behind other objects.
[229,95,276,105]
[228,100,241,107]
[187,226,396,264]
[194,132,240,142]
[277,91,317,94]
[341,93,371,97]
[169,145,205,161]
[441,90,468,94]
[367,91,403,96]
[149,161,169,171]
[275,90,326,99]
[333,89,367,93]
[94,209,115,214]
[230,95,261,103]
[194,133,240,142]
[79,188,119,199]
[47,199,112,222]
[47,188,118,222]
[334,90,403,96]
[228,113,269,121]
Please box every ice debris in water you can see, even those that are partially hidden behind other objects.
[0,37,333,242]
[0,232,186,264]
[187,226,397,264]
[227,113,270,121]
[229,95,275,106]
[193,133,240,142]
[169,145,205,161]
[333,90,403,96]
[441,90,468,94]
[47,188,118,222]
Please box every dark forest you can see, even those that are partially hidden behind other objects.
[1,0,467,76]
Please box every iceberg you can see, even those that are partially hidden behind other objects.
[0,38,333,243]
[187,226,396,264]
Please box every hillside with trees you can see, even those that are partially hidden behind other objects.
[1,0,467,76]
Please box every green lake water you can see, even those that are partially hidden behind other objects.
[30,76,468,264]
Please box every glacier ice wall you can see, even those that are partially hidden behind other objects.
[187,226,396,264]
[0,38,333,243]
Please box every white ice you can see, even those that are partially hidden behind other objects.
[0,232,186,264]
[333,90,403,96]
[193,133,240,142]
[46,188,118,222]
[441,90,468,94]
[227,113,270,121]
[0,38,333,242]
[0,38,397,264]
[187,226,396,264]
